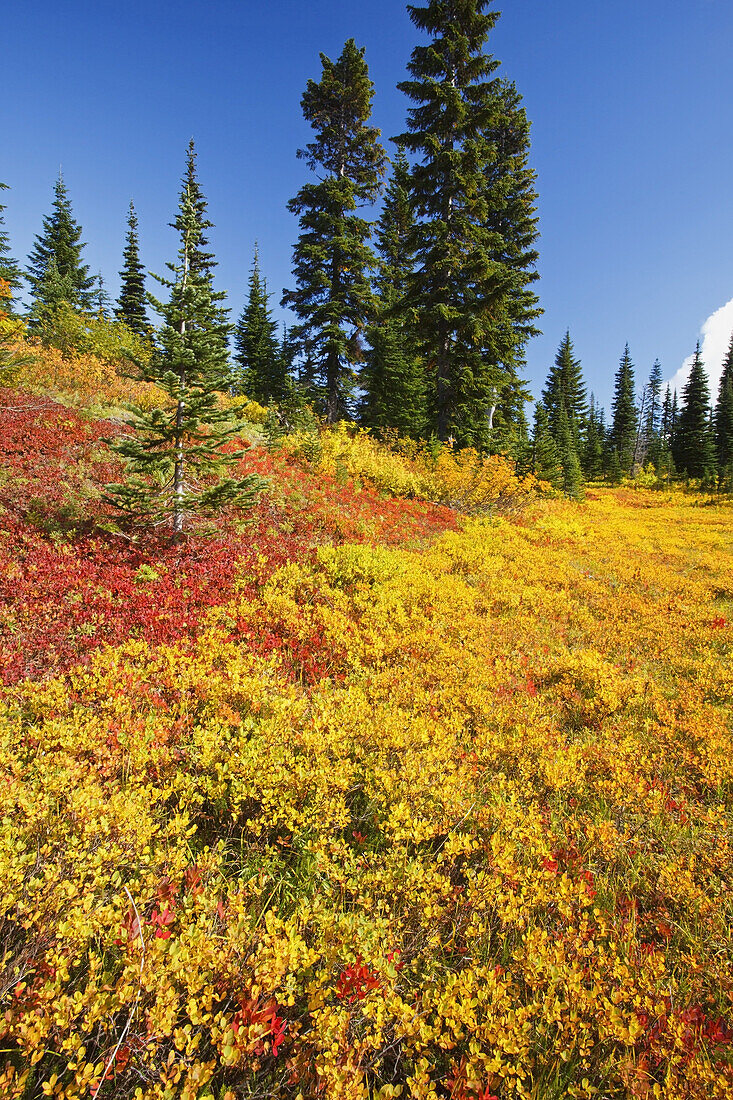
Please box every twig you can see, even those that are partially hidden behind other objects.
[92,885,146,1098]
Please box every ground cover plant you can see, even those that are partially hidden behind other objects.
[0,369,732,1099]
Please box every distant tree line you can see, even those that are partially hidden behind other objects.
[1,0,732,511]
[533,331,733,496]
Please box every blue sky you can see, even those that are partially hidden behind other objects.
[4,0,733,409]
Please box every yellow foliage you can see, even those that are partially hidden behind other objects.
[1,489,732,1097]
[285,422,539,513]
[10,337,167,411]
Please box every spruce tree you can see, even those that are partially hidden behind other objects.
[173,141,230,360]
[482,78,542,440]
[582,396,604,480]
[643,359,663,466]
[234,245,285,404]
[531,405,563,489]
[674,342,716,480]
[542,331,587,443]
[283,39,387,423]
[92,272,111,319]
[116,200,149,334]
[0,184,23,312]
[715,334,733,488]
[27,172,94,313]
[395,2,541,446]
[661,385,673,445]
[107,156,264,534]
[610,344,638,472]
[361,147,426,436]
[557,402,583,498]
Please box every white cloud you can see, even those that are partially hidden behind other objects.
[666,297,733,398]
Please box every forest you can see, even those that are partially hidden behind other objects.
[0,1,732,1098]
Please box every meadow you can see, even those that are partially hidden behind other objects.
[0,370,732,1099]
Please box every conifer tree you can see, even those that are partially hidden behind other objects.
[661,385,673,446]
[116,200,149,334]
[542,331,586,443]
[361,147,426,436]
[395,1,541,446]
[557,403,584,499]
[107,155,264,534]
[715,334,733,488]
[610,344,638,472]
[531,405,563,489]
[483,78,542,434]
[582,396,604,480]
[92,272,111,319]
[0,184,23,313]
[233,246,285,404]
[643,359,664,466]
[283,39,387,423]
[674,343,716,480]
[27,172,94,313]
[173,141,230,359]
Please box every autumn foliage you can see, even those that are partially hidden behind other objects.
[0,373,732,1099]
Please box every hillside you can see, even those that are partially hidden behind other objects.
[0,381,732,1099]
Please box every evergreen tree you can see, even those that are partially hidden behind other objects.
[674,342,716,480]
[283,39,387,423]
[395,1,541,446]
[610,344,638,472]
[0,184,23,312]
[660,385,673,445]
[582,395,604,480]
[174,140,217,280]
[643,359,664,466]
[531,404,563,489]
[173,141,230,359]
[27,172,94,313]
[92,272,111,319]
[233,245,285,404]
[116,200,149,334]
[715,334,733,488]
[107,153,263,534]
[483,78,542,438]
[556,402,583,498]
[361,147,426,436]
[542,331,586,442]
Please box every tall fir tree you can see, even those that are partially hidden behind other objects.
[715,334,733,487]
[582,395,604,480]
[660,385,673,445]
[541,331,587,443]
[673,342,716,481]
[481,78,542,440]
[92,272,111,319]
[116,200,149,334]
[27,172,94,314]
[361,147,426,437]
[610,344,638,473]
[531,404,563,490]
[107,157,265,534]
[173,141,230,360]
[556,402,584,499]
[643,359,664,466]
[283,39,387,423]
[234,245,285,403]
[395,1,541,446]
[669,343,717,481]
[0,184,23,313]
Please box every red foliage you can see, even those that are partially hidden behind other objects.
[0,390,457,685]
[334,957,381,1002]
[232,996,286,1057]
